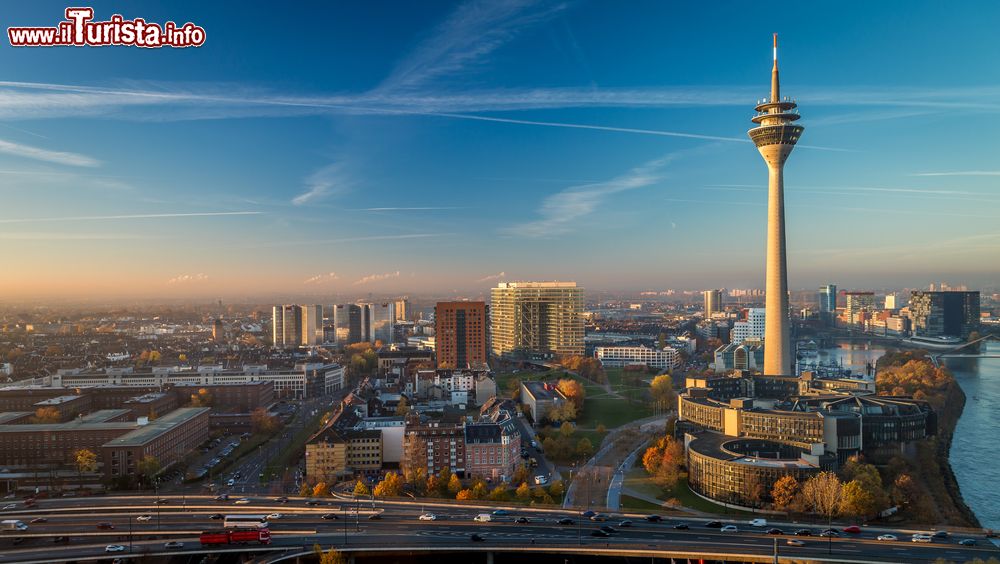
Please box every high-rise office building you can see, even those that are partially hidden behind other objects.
[884,293,898,310]
[363,302,396,344]
[731,308,765,343]
[749,34,803,375]
[703,289,724,318]
[909,291,980,338]
[490,282,584,358]
[435,301,488,368]
[272,305,302,348]
[301,305,323,346]
[394,299,410,322]
[844,292,876,326]
[818,284,837,319]
[212,319,224,342]
[333,304,364,346]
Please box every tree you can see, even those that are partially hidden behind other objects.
[575,437,594,458]
[556,379,586,409]
[488,485,508,502]
[437,468,452,496]
[801,471,843,523]
[395,396,410,416]
[456,489,474,501]
[352,480,370,497]
[317,546,347,564]
[471,481,488,500]
[251,407,279,434]
[649,374,676,410]
[426,475,442,497]
[515,482,531,501]
[771,475,800,511]
[312,482,330,497]
[642,436,684,487]
[137,455,160,487]
[547,479,565,498]
[190,388,214,408]
[447,473,463,495]
[405,468,427,497]
[559,421,575,438]
[299,483,312,497]
[73,448,98,479]
[596,423,606,434]
[373,472,403,498]
[512,464,530,486]
[546,401,577,423]
[840,479,879,519]
[31,406,60,424]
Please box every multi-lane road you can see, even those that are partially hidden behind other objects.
[1,494,999,563]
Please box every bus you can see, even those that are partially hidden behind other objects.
[223,515,269,529]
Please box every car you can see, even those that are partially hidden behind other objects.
[105,545,126,553]
[30,517,48,523]
[619,520,632,527]
[786,539,806,547]
[97,522,115,530]
[932,530,950,539]
[306,500,322,506]
[590,529,610,538]
[766,528,784,535]
[154,498,169,505]
[600,525,618,534]
[214,494,229,501]
[959,538,977,546]
[557,518,574,525]
[645,515,662,522]
[266,513,283,520]
[582,510,596,518]
[275,496,289,503]
[164,541,184,549]
[877,534,898,541]
[706,521,723,528]
[589,514,607,522]
[368,513,382,520]
[819,530,840,537]
[2,503,16,510]
[720,525,739,533]
[12,537,25,545]
[749,518,767,527]
[53,536,68,543]
[321,513,339,520]
[208,513,223,520]
[419,513,438,521]
[492,509,510,516]
[470,533,485,542]
[226,479,235,487]
[234,498,251,504]
[136,515,152,522]
[673,523,689,530]
[912,534,933,543]
[514,517,529,524]
[842,525,862,534]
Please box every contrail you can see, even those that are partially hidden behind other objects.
[0,211,261,224]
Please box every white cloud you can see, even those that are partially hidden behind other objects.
[167,273,209,284]
[0,138,98,167]
[292,163,351,205]
[304,272,339,285]
[476,272,506,283]
[353,271,401,285]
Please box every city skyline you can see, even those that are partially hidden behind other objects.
[2,1,999,299]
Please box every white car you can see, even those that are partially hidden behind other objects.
[105,545,126,553]
[266,513,283,520]
[2,503,16,510]
[164,541,184,549]
[911,534,933,543]
[877,534,898,541]
[234,498,251,504]
[720,525,739,533]
[136,515,152,522]
[749,518,767,527]
[418,513,438,521]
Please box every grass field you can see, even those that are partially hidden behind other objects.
[623,466,754,516]
[620,494,663,511]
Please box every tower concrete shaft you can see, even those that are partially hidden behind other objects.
[748,34,803,376]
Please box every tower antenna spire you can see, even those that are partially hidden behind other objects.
[771,33,780,102]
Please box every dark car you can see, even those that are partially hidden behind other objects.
[321,513,338,520]
[30,517,47,523]
[470,533,485,542]
[154,498,169,504]
[590,514,607,522]
[794,529,812,536]
[97,522,115,530]
[582,510,597,518]
[600,526,618,534]
[214,494,229,501]
[12,537,25,545]
[767,528,784,535]
[959,539,976,546]
[645,514,663,522]
[590,529,610,538]
[557,518,574,525]
[53,536,68,543]
[932,530,950,539]
[820,529,840,538]
[306,500,321,506]
[368,513,382,520]
[514,517,529,524]
[492,509,510,516]
[208,513,223,520]
[275,496,289,503]
[673,523,689,530]
[706,521,723,528]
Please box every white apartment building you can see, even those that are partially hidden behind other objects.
[731,308,766,343]
[594,345,679,370]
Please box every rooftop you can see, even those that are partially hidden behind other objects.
[101,407,210,447]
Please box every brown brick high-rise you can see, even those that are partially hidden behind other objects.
[435,301,487,369]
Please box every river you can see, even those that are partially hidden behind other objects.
[811,340,1000,530]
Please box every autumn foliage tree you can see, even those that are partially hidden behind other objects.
[31,406,60,424]
[770,475,800,511]
[373,472,403,498]
[352,480,370,497]
[649,374,676,411]
[642,436,684,488]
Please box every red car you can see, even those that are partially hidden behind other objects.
[842,525,862,534]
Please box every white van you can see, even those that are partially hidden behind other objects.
[911,533,933,543]
[534,475,548,485]
[474,514,492,522]
[749,518,767,527]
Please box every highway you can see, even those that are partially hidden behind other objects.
[2,494,999,563]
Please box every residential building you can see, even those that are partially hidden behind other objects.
[401,412,466,477]
[594,345,679,370]
[909,291,981,338]
[731,308,765,343]
[434,301,488,369]
[843,292,877,327]
[490,282,584,359]
[464,422,519,482]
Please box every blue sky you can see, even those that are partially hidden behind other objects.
[1,0,998,299]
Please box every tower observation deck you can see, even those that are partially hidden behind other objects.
[749,34,803,376]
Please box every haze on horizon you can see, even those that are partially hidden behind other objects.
[1,1,998,301]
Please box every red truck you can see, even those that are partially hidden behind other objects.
[199,528,271,546]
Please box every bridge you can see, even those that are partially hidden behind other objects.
[931,334,1000,365]
[1,493,997,563]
